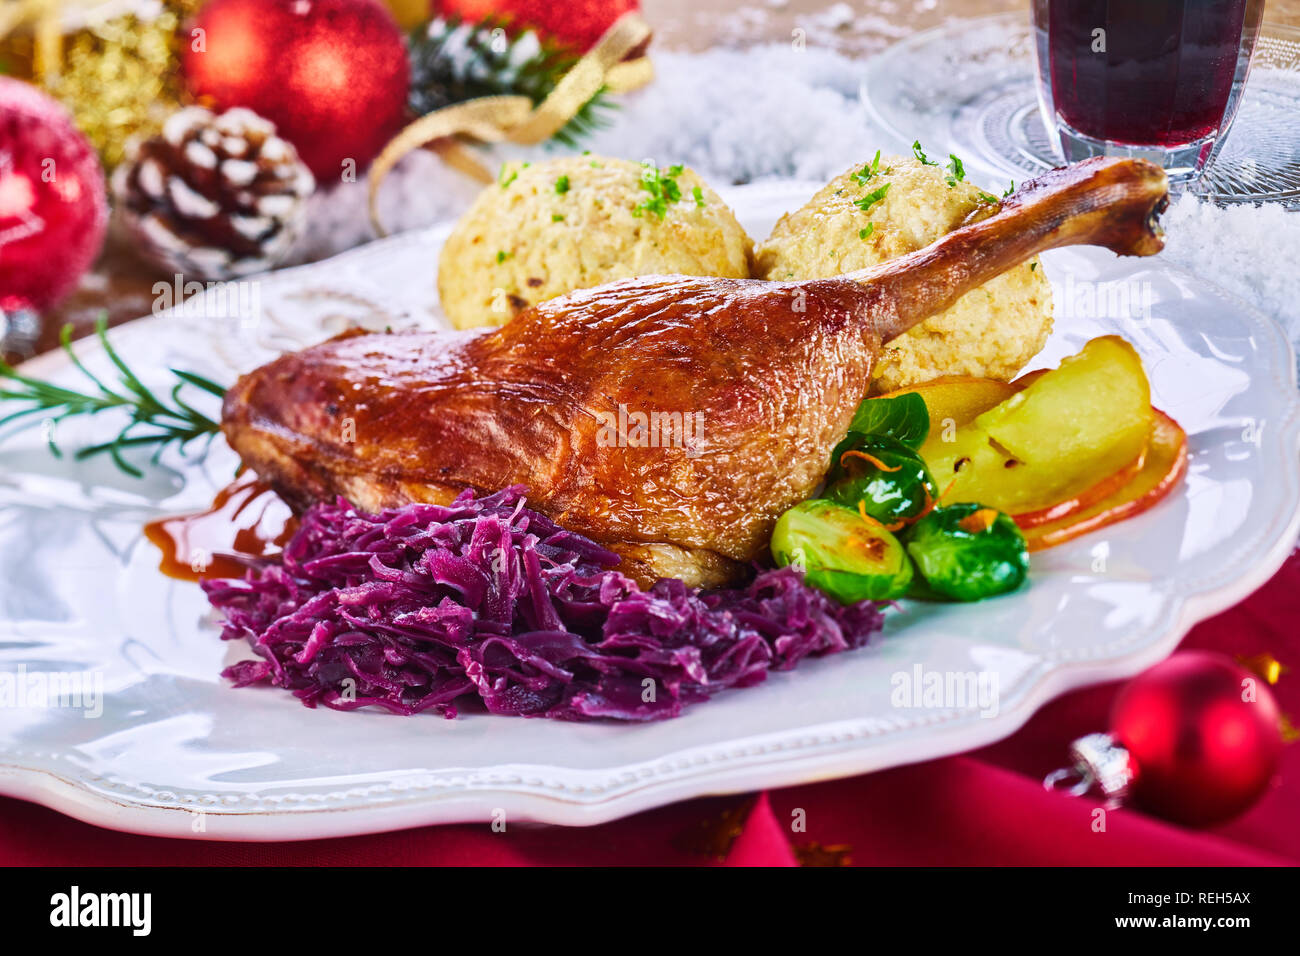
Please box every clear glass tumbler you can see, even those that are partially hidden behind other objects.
[1031,0,1266,183]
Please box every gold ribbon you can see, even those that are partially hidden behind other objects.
[0,0,127,77]
[368,11,654,237]
[0,0,67,77]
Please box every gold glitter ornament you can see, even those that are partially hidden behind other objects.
[49,8,186,168]
[0,1,202,169]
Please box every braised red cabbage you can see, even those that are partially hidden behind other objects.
[202,486,885,721]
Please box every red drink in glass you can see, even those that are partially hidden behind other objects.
[1032,0,1265,181]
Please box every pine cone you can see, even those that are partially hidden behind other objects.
[112,107,315,281]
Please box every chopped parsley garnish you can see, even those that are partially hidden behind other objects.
[1003,180,1016,197]
[851,150,883,185]
[554,175,570,194]
[912,140,938,166]
[854,182,890,213]
[552,213,565,222]
[692,185,705,207]
[976,192,1000,204]
[633,162,685,219]
[859,223,875,240]
[944,153,966,187]
[495,250,512,264]
[498,162,530,189]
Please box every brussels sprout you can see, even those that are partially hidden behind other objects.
[847,391,930,449]
[903,503,1029,602]
[771,499,913,603]
[824,433,939,526]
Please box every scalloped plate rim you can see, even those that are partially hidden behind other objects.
[0,181,1297,840]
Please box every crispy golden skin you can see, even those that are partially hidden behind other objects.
[223,158,1168,587]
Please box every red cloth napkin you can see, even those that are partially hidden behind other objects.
[2,552,1296,866]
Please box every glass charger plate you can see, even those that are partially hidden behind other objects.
[862,13,1300,206]
[0,182,1297,840]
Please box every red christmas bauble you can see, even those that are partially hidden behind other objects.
[182,0,411,181]
[1112,651,1282,826]
[0,78,107,316]
[435,0,640,52]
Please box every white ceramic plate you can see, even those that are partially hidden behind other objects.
[1,183,1298,841]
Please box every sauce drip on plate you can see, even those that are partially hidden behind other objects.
[144,473,296,581]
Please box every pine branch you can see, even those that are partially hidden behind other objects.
[406,17,617,148]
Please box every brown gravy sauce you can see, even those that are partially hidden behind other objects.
[144,473,296,581]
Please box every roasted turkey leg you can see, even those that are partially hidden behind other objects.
[223,157,1169,587]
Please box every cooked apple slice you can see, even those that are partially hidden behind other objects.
[886,369,1144,525]
[1013,451,1146,528]
[1023,409,1187,550]
[877,376,1019,433]
[1010,368,1047,389]
[922,336,1153,514]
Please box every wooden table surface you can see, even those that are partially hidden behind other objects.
[16,0,1299,361]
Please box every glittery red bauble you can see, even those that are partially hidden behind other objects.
[182,0,411,181]
[436,0,641,51]
[0,78,107,316]
[1112,651,1282,826]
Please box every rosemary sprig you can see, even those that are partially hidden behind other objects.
[0,317,226,478]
